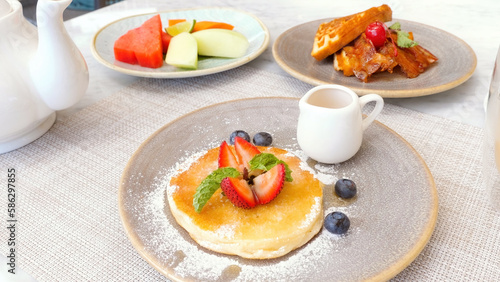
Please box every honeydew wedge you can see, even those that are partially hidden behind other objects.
[192,29,249,58]
[165,32,198,69]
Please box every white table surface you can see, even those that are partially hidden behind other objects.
[56,0,500,128]
[2,0,499,281]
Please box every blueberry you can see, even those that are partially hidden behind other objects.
[324,212,350,235]
[252,132,273,146]
[334,178,357,199]
[229,130,250,145]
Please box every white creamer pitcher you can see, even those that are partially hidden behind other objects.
[297,85,384,164]
[0,0,89,154]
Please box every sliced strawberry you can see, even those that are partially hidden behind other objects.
[216,137,286,210]
[220,177,257,208]
[234,136,260,169]
[252,163,285,205]
[218,141,239,169]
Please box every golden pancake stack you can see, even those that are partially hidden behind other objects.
[168,146,323,259]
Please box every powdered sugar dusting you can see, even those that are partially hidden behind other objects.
[215,224,236,239]
[132,147,358,281]
[299,196,322,229]
[164,149,207,196]
[289,149,339,185]
[313,163,339,185]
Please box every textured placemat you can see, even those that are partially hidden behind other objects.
[0,65,499,281]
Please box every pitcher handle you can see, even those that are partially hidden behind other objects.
[359,94,384,131]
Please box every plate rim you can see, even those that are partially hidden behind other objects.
[272,18,477,98]
[91,7,270,78]
[118,97,438,281]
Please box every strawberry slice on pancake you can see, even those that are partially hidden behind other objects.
[218,137,286,208]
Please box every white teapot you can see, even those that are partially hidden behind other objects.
[0,0,88,154]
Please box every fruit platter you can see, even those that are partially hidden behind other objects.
[119,97,438,281]
[91,7,269,78]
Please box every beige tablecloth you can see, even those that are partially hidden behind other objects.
[1,66,499,281]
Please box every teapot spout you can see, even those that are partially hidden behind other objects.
[29,0,88,111]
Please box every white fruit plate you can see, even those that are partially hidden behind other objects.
[91,7,269,78]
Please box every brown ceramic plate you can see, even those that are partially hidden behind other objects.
[272,19,476,97]
[119,97,438,281]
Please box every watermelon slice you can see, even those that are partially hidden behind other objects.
[161,31,172,53]
[114,14,163,68]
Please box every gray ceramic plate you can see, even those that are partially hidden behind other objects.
[272,19,476,98]
[91,7,269,78]
[119,97,438,281]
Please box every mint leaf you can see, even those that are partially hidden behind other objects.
[249,153,293,182]
[396,31,418,48]
[388,22,401,30]
[388,21,418,48]
[193,167,240,213]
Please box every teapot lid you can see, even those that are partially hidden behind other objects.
[0,0,12,19]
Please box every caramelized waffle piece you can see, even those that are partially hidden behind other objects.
[334,33,398,82]
[334,32,438,82]
[390,33,438,78]
[311,4,392,61]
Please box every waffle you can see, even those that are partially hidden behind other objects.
[311,4,392,61]
[168,146,324,259]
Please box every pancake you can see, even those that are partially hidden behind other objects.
[167,146,323,259]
